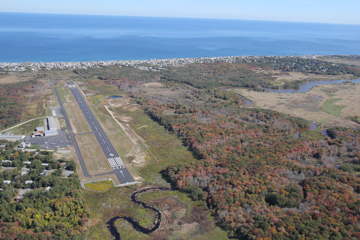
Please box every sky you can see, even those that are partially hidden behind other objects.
[2,0,360,25]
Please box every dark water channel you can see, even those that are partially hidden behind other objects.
[321,129,330,138]
[107,187,172,240]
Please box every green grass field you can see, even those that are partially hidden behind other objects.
[84,180,114,192]
[300,130,327,140]
[89,95,104,105]
[87,84,122,97]
[59,119,67,128]
[115,107,198,183]
[92,106,119,132]
[322,98,347,117]
[9,119,42,135]
[57,87,67,103]
[51,89,60,107]
[25,145,40,149]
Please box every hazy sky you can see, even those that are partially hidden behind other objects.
[2,0,359,25]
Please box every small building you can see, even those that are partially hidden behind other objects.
[21,171,29,176]
[23,161,31,165]
[44,187,51,191]
[48,117,57,131]
[41,163,49,167]
[32,131,44,137]
[20,142,31,148]
[62,171,74,178]
[0,144,7,148]
[44,129,58,136]
[24,180,33,184]
[36,126,45,131]
[3,160,12,163]
[3,180,11,185]
[17,188,33,200]
[0,135,26,141]
[40,170,54,176]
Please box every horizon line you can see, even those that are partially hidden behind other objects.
[1,11,359,26]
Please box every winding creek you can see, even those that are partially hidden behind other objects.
[107,187,172,240]
[106,78,358,238]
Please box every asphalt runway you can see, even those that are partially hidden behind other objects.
[54,87,92,178]
[67,82,135,184]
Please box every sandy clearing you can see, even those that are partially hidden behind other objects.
[141,82,166,88]
[131,152,147,167]
[108,98,129,108]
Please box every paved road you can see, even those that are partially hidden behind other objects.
[54,87,92,178]
[67,82,135,184]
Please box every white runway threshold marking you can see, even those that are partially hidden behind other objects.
[107,157,126,169]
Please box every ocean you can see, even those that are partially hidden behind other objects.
[1,12,360,63]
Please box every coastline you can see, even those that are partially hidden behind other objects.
[0,54,319,72]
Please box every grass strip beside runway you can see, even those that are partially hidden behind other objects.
[84,180,114,191]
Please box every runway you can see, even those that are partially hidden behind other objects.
[67,82,135,184]
[54,87,92,178]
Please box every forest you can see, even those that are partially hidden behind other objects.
[0,80,38,130]
[75,56,360,92]
[111,69,360,239]
[0,141,87,239]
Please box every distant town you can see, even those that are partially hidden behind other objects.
[0,54,321,72]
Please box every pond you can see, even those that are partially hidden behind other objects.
[294,122,318,138]
[233,93,253,105]
[111,95,122,98]
[263,78,360,93]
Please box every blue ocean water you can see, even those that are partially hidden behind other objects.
[1,12,360,62]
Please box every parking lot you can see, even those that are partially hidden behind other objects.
[51,107,63,117]
[23,130,70,149]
